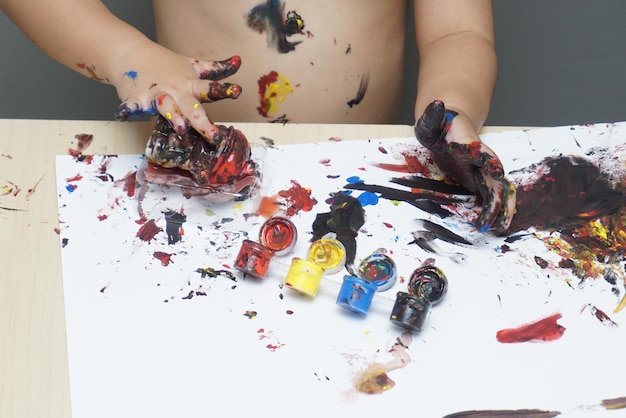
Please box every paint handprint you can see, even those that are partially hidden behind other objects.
[414,100,516,232]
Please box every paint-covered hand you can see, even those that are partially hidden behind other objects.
[112,51,242,144]
[414,100,516,231]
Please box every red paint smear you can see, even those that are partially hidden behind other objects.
[66,174,83,182]
[383,222,394,229]
[74,133,93,152]
[328,137,342,142]
[278,180,317,217]
[496,313,565,343]
[372,151,433,177]
[153,251,174,266]
[157,93,167,106]
[378,146,388,154]
[97,214,108,221]
[137,219,162,242]
[114,171,137,197]
[257,70,279,117]
[319,158,331,166]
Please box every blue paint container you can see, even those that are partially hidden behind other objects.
[336,275,379,315]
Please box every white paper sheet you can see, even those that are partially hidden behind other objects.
[56,123,626,418]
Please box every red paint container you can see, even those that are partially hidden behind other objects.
[234,239,274,279]
[258,216,298,256]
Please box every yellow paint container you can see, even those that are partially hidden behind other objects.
[284,257,325,297]
[307,238,346,274]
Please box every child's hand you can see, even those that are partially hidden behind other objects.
[414,100,516,232]
[112,46,242,144]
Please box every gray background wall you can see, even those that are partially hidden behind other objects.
[1,1,625,127]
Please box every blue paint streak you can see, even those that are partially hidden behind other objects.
[124,70,138,79]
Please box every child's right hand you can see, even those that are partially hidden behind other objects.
[111,44,242,144]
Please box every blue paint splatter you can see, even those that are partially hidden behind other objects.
[357,191,378,207]
[346,176,364,184]
[66,184,78,193]
[124,70,138,79]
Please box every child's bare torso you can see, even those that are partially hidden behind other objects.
[153,0,409,123]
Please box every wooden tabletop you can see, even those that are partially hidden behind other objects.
[0,118,521,418]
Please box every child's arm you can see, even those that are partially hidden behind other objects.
[0,0,241,142]
[412,0,515,232]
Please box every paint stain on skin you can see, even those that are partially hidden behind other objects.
[247,0,306,53]
[124,70,138,80]
[278,180,317,216]
[354,332,412,394]
[443,409,561,417]
[137,219,162,242]
[347,73,370,108]
[76,63,105,82]
[257,71,294,118]
[164,210,186,245]
[153,251,174,266]
[496,313,565,343]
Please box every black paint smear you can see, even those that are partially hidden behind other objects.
[391,176,473,196]
[508,156,624,233]
[444,409,561,418]
[247,0,302,53]
[311,192,365,266]
[347,73,369,108]
[164,210,187,245]
[344,182,459,218]
[415,219,473,246]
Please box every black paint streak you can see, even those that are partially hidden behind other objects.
[247,0,302,53]
[344,182,460,218]
[347,73,369,108]
[390,175,473,195]
[444,409,561,418]
[415,219,473,246]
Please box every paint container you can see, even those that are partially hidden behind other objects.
[336,275,379,315]
[234,239,274,279]
[390,265,448,331]
[258,216,298,256]
[408,265,448,304]
[307,238,346,275]
[284,257,325,297]
[358,252,397,292]
[389,292,431,331]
